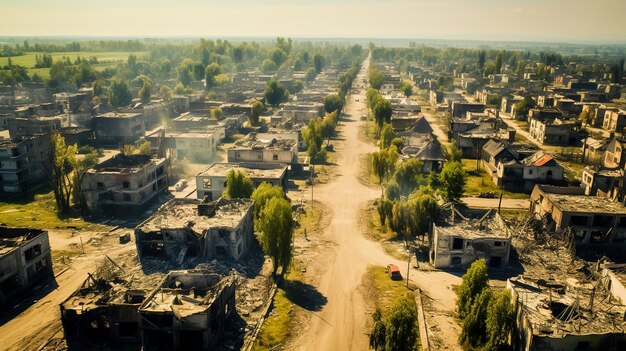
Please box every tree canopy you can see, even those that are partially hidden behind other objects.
[223,169,254,199]
[440,161,466,203]
[257,197,294,276]
[263,79,289,107]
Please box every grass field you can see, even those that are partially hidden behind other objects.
[0,51,148,79]
[461,159,529,199]
[0,187,107,231]
[362,265,413,316]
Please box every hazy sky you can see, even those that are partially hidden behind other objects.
[1,0,625,43]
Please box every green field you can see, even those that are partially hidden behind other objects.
[0,51,148,79]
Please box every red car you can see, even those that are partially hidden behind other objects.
[386,264,402,280]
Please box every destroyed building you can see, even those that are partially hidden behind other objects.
[227,132,298,166]
[507,246,626,351]
[195,162,287,200]
[138,270,236,351]
[135,197,254,263]
[0,134,51,195]
[81,153,169,216]
[91,111,145,147]
[0,227,53,306]
[530,185,626,246]
[60,271,148,344]
[429,207,512,270]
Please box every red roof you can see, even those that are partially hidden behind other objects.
[534,154,554,167]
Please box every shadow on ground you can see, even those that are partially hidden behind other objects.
[282,280,328,312]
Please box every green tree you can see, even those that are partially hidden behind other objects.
[108,77,132,108]
[448,142,462,162]
[313,53,324,73]
[288,80,304,94]
[407,186,439,237]
[478,50,486,72]
[92,79,105,97]
[373,99,392,129]
[484,290,514,350]
[514,96,536,118]
[211,107,223,120]
[379,124,396,149]
[459,287,492,348]
[49,134,78,213]
[293,59,304,71]
[223,169,254,199]
[138,81,151,103]
[392,159,424,198]
[369,294,419,351]
[177,64,193,86]
[204,63,221,90]
[456,259,489,319]
[159,85,173,101]
[495,52,503,74]
[324,94,344,114]
[261,59,277,73]
[250,100,265,125]
[270,48,287,67]
[257,197,294,276]
[305,67,317,82]
[263,79,289,107]
[369,67,385,90]
[399,80,413,97]
[192,62,205,81]
[251,182,285,219]
[440,161,466,203]
[371,146,398,184]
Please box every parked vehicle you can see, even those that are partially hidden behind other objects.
[386,264,402,280]
[174,179,188,192]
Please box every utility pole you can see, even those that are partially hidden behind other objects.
[311,164,314,205]
[406,244,411,288]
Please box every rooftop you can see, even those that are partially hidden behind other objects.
[89,154,165,174]
[538,186,626,214]
[509,245,626,337]
[95,112,142,119]
[198,162,287,179]
[139,270,234,315]
[0,227,46,256]
[136,197,253,233]
[435,207,511,239]
[232,132,297,151]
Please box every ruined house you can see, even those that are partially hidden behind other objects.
[60,272,148,344]
[81,153,169,216]
[0,134,51,195]
[227,132,298,166]
[530,185,626,246]
[138,270,236,351]
[507,246,626,351]
[0,227,52,306]
[429,207,512,270]
[195,162,287,200]
[135,197,254,263]
[91,111,145,147]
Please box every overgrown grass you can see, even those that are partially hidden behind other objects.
[295,202,324,238]
[252,262,303,351]
[0,188,107,230]
[362,265,412,315]
[461,159,529,199]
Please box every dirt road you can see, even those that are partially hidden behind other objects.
[298,57,462,351]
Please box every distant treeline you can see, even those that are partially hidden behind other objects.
[3,39,147,54]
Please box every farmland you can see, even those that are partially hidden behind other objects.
[0,51,148,78]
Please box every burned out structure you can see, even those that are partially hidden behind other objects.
[135,197,254,263]
[0,227,53,306]
[227,132,298,166]
[530,185,626,246]
[91,111,145,147]
[507,245,626,351]
[60,271,148,344]
[430,207,512,270]
[138,270,236,351]
[81,153,169,216]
